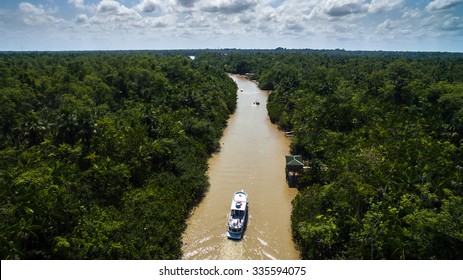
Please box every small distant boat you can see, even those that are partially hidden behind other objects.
[240,89,244,92]
[227,190,248,240]
[253,101,260,105]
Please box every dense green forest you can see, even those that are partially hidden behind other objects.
[2,49,463,260]
[197,51,463,259]
[0,52,237,259]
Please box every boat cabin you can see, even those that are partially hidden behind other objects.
[230,192,247,213]
[227,191,248,239]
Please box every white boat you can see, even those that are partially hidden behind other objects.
[227,190,248,240]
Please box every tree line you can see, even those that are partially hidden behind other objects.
[3,49,463,259]
[0,52,237,259]
[196,51,463,259]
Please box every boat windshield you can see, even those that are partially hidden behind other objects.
[231,210,245,219]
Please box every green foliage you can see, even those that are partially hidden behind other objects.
[0,52,236,259]
[214,51,463,259]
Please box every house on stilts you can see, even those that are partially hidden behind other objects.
[285,155,304,187]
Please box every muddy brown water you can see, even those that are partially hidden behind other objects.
[181,74,300,260]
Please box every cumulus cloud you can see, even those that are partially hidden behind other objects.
[238,13,253,24]
[402,8,421,20]
[97,0,121,13]
[178,0,197,8]
[441,16,463,30]
[201,0,258,14]
[418,13,463,34]
[377,18,396,31]
[375,4,463,41]
[68,0,85,9]
[375,17,414,39]
[96,0,141,18]
[368,0,403,13]
[323,0,367,17]
[143,14,176,28]
[298,0,406,23]
[426,0,463,11]
[253,6,278,33]
[8,0,463,51]
[285,21,304,32]
[184,15,212,28]
[76,13,88,24]
[68,0,96,13]
[74,0,141,29]
[135,0,160,13]
[19,2,64,25]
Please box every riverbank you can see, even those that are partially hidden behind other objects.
[181,74,300,260]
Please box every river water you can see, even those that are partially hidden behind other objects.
[181,75,299,260]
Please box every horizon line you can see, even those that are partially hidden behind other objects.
[1,47,462,54]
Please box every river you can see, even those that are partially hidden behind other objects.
[181,74,300,260]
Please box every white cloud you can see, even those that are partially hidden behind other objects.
[200,0,258,14]
[418,13,463,35]
[68,0,85,9]
[374,4,463,42]
[426,0,463,11]
[253,6,278,33]
[142,14,176,28]
[402,8,421,19]
[376,17,414,38]
[237,13,253,24]
[177,0,197,8]
[184,14,211,28]
[19,2,64,25]
[68,0,96,13]
[97,0,122,13]
[441,16,463,30]
[332,22,359,33]
[135,0,160,13]
[368,0,403,13]
[377,18,396,31]
[285,21,305,32]
[322,0,368,17]
[94,0,142,21]
[76,13,88,24]
[4,0,461,51]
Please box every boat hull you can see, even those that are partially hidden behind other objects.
[227,230,244,240]
[227,191,248,240]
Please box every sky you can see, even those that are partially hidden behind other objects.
[0,0,462,52]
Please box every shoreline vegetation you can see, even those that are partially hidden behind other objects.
[2,48,463,259]
[198,51,463,259]
[0,52,237,259]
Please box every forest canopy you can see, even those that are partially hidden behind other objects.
[0,52,237,259]
[2,49,463,260]
[197,50,463,259]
